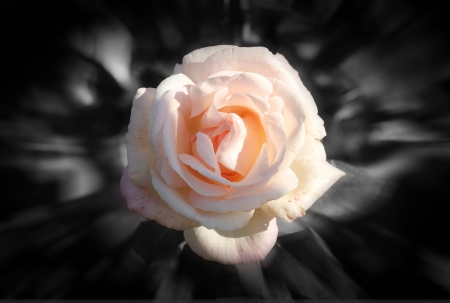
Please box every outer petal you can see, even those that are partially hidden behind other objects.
[182,45,237,82]
[151,169,255,231]
[201,47,300,91]
[260,158,345,221]
[120,167,199,230]
[125,88,156,188]
[184,209,278,264]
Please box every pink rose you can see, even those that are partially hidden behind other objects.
[120,45,345,264]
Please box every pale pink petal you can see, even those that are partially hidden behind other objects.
[184,209,278,264]
[182,45,237,83]
[190,76,232,117]
[172,63,182,75]
[260,112,287,165]
[189,168,297,213]
[149,85,192,158]
[163,110,229,197]
[268,96,284,113]
[274,53,306,91]
[218,93,270,116]
[120,167,199,230]
[125,87,156,188]
[201,47,299,90]
[216,113,247,172]
[161,156,188,188]
[178,153,228,185]
[199,88,228,128]
[193,132,221,174]
[226,72,273,97]
[260,159,345,221]
[183,45,238,64]
[268,77,306,165]
[150,169,254,231]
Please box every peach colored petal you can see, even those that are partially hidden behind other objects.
[151,169,255,231]
[163,110,229,197]
[225,144,269,198]
[216,113,247,172]
[260,158,345,221]
[180,143,270,190]
[120,167,199,230]
[193,132,221,174]
[184,209,278,264]
[125,87,156,188]
[223,113,287,199]
[234,114,263,176]
[189,168,297,213]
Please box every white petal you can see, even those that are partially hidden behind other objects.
[260,158,345,221]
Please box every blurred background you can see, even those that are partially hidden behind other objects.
[1,0,450,299]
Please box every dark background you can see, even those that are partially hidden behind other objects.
[1,0,450,299]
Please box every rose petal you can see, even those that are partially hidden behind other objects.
[268,77,307,169]
[184,209,278,264]
[201,47,299,91]
[151,169,254,231]
[234,114,264,176]
[149,82,193,158]
[216,113,247,172]
[190,76,231,117]
[310,141,327,161]
[218,93,270,117]
[189,168,298,213]
[164,110,229,197]
[182,45,238,82]
[179,143,269,189]
[260,158,345,221]
[199,90,228,128]
[193,132,221,174]
[161,156,188,188]
[226,72,273,97]
[120,167,199,230]
[125,87,156,188]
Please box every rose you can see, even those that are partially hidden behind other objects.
[120,45,345,264]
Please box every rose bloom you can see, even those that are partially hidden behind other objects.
[120,46,345,264]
